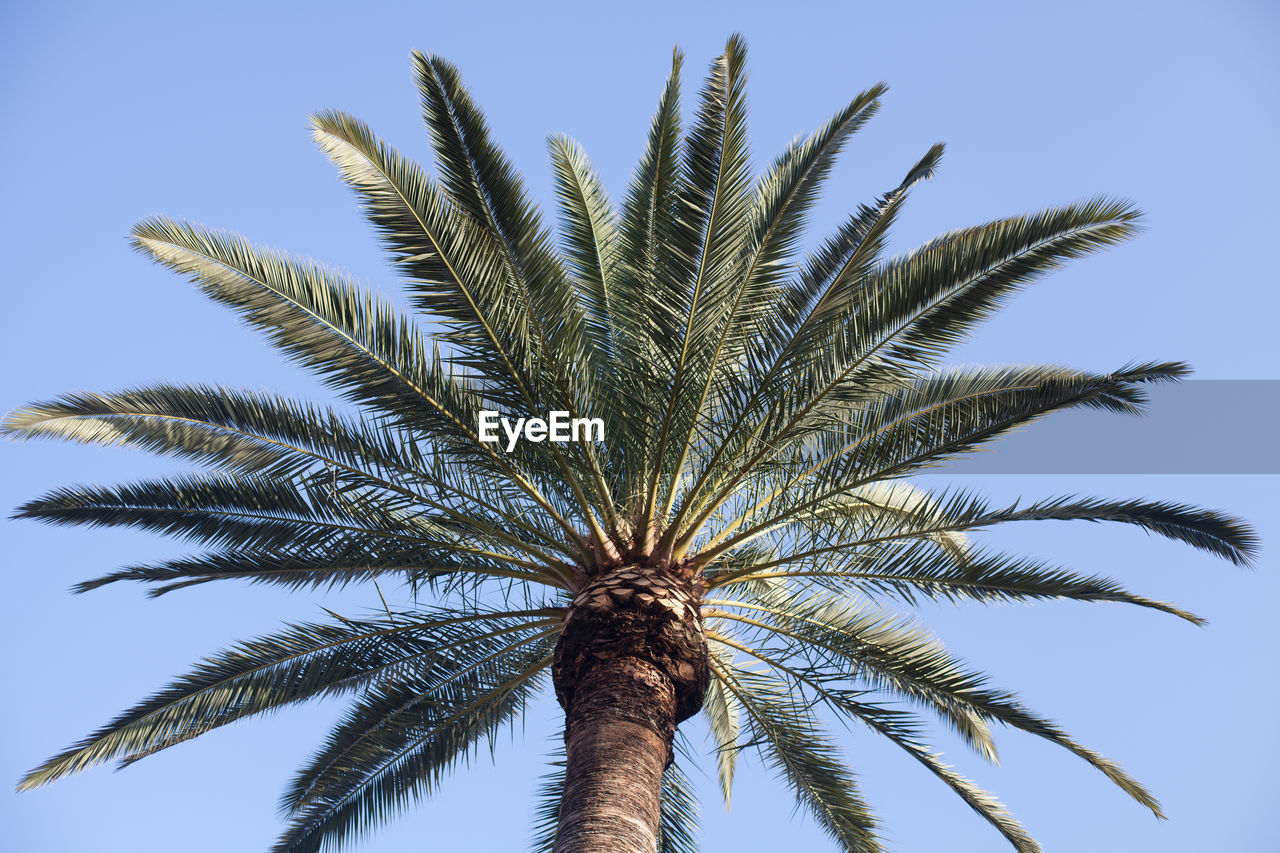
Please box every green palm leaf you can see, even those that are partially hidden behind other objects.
[18,608,559,791]
[709,651,882,853]
[274,634,555,853]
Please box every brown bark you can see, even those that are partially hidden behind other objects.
[551,568,709,853]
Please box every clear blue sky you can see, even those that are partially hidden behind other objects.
[2,1,1277,851]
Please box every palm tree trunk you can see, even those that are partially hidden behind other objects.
[551,569,709,853]
[553,656,676,853]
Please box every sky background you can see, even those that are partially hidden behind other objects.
[2,1,1277,851]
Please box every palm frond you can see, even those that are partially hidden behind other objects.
[17,472,433,550]
[693,363,1188,563]
[677,197,1141,540]
[1,384,407,481]
[75,544,561,597]
[829,696,1039,853]
[978,495,1258,566]
[412,53,602,442]
[654,82,890,549]
[708,586,1163,816]
[707,589,998,762]
[609,49,684,511]
[710,633,1038,853]
[642,34,754,544]
[0,384,570,555]
[701,664,742,805]
[310,110,529,403]
[708,649,882,853]
[549,134,621,374]
[132,219,474,441]
[667,143,945,551]
[273,635,554,853]
[713,541,1204,624]
[18,609,559,791]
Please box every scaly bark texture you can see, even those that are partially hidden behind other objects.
[551,567,709,853]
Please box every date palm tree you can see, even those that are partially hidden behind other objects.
[7,36,1255,853]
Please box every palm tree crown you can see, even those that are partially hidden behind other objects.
[6,35,1256,853]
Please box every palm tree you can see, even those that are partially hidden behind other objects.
[6,35,1255,853]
